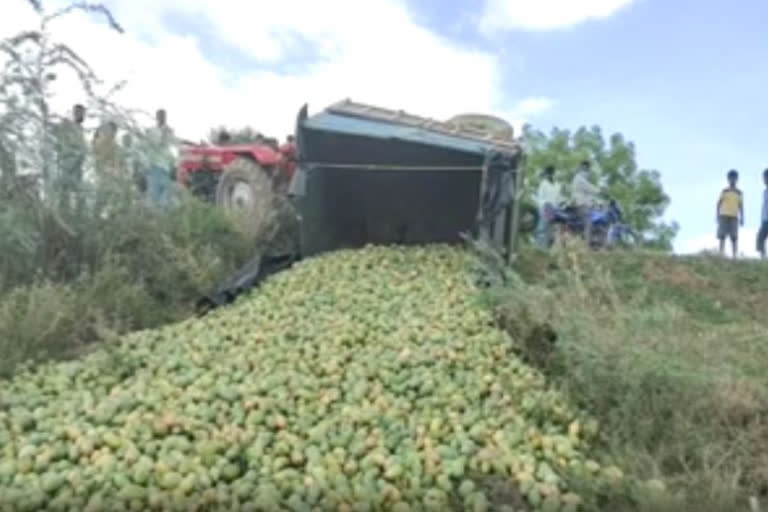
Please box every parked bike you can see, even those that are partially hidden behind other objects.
[545,198,638,249]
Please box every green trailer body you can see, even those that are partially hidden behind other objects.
[290,99,527,257]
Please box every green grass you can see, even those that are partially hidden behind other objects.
[0,182,255,377]
[516,249,768,325]
[478,243,768,511]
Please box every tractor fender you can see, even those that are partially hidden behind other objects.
[225,146,280,168]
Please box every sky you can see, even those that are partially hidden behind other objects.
[2,0,766,256]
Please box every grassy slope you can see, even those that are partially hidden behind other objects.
[517,250,768,325]
[495,247,768,511]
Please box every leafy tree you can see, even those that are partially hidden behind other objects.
[522,124,678,250]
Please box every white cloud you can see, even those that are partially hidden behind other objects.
[2,0,554,143]
[512,97,555,116]
[676,227,760,260]
[479,0,637,32]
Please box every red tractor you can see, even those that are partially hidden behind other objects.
[176,138,297,239]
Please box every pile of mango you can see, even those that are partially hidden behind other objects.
[0,245,616,511]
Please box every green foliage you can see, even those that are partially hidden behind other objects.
[0,2,257,377]
[0,260,159,377]
[0,282,81,377]
[481,245,768,510]
[1,1,125,183]
[0,178,253,376]
[522,125,679,250]
[1,178,247,284]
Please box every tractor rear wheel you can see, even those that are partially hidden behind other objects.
[215,158,276,242]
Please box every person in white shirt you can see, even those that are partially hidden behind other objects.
[535,165,561,248]
[570,160,601,244]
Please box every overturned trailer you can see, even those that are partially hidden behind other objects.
[198,100,531,311]
[291,100,527,256]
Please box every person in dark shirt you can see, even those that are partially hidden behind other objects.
[757,168,768,259]
[53,104,87,211]
[217,130,232,145]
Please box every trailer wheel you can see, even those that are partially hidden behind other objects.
[215,158,276,242]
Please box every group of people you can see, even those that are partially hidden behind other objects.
[535,162,768,260]
[54,105,768,260]
[715,169,768,259]
[51,103,299,212]
[52,104,178,208]
[534,160,602,248]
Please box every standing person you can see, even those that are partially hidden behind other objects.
[535,165,561,249]
[53,104,87,210]
[277,134,297,193]
[120,132,145,193]
[280,135,297,161]
[145,108,177,207]
[91,121,125,215]
[92,120,119,179]
[217,129,232,145]
[570,160,601,245]
[756,169,768,259]
[716,169,744,258]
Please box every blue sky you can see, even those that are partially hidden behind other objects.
[4,0,766,254]
[404,0,768,254]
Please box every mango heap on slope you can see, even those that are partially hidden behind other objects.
[0,245,608,511]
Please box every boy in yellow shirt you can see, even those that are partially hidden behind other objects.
[716,169,744,258]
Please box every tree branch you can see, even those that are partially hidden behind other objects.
[45,2,124,33]
[1,30,42,48]
[25,0,43,13]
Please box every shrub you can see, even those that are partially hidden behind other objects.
[0,1,262,377]
[0,178,255,376]
[473,242,768,510]
[0,282,81,377]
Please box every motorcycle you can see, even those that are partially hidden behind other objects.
[545,198,638,249]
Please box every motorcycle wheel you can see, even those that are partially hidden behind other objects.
[607,225,639,249]
[589,225,610,250]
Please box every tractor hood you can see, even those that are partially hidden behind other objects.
[291,99,525,257]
